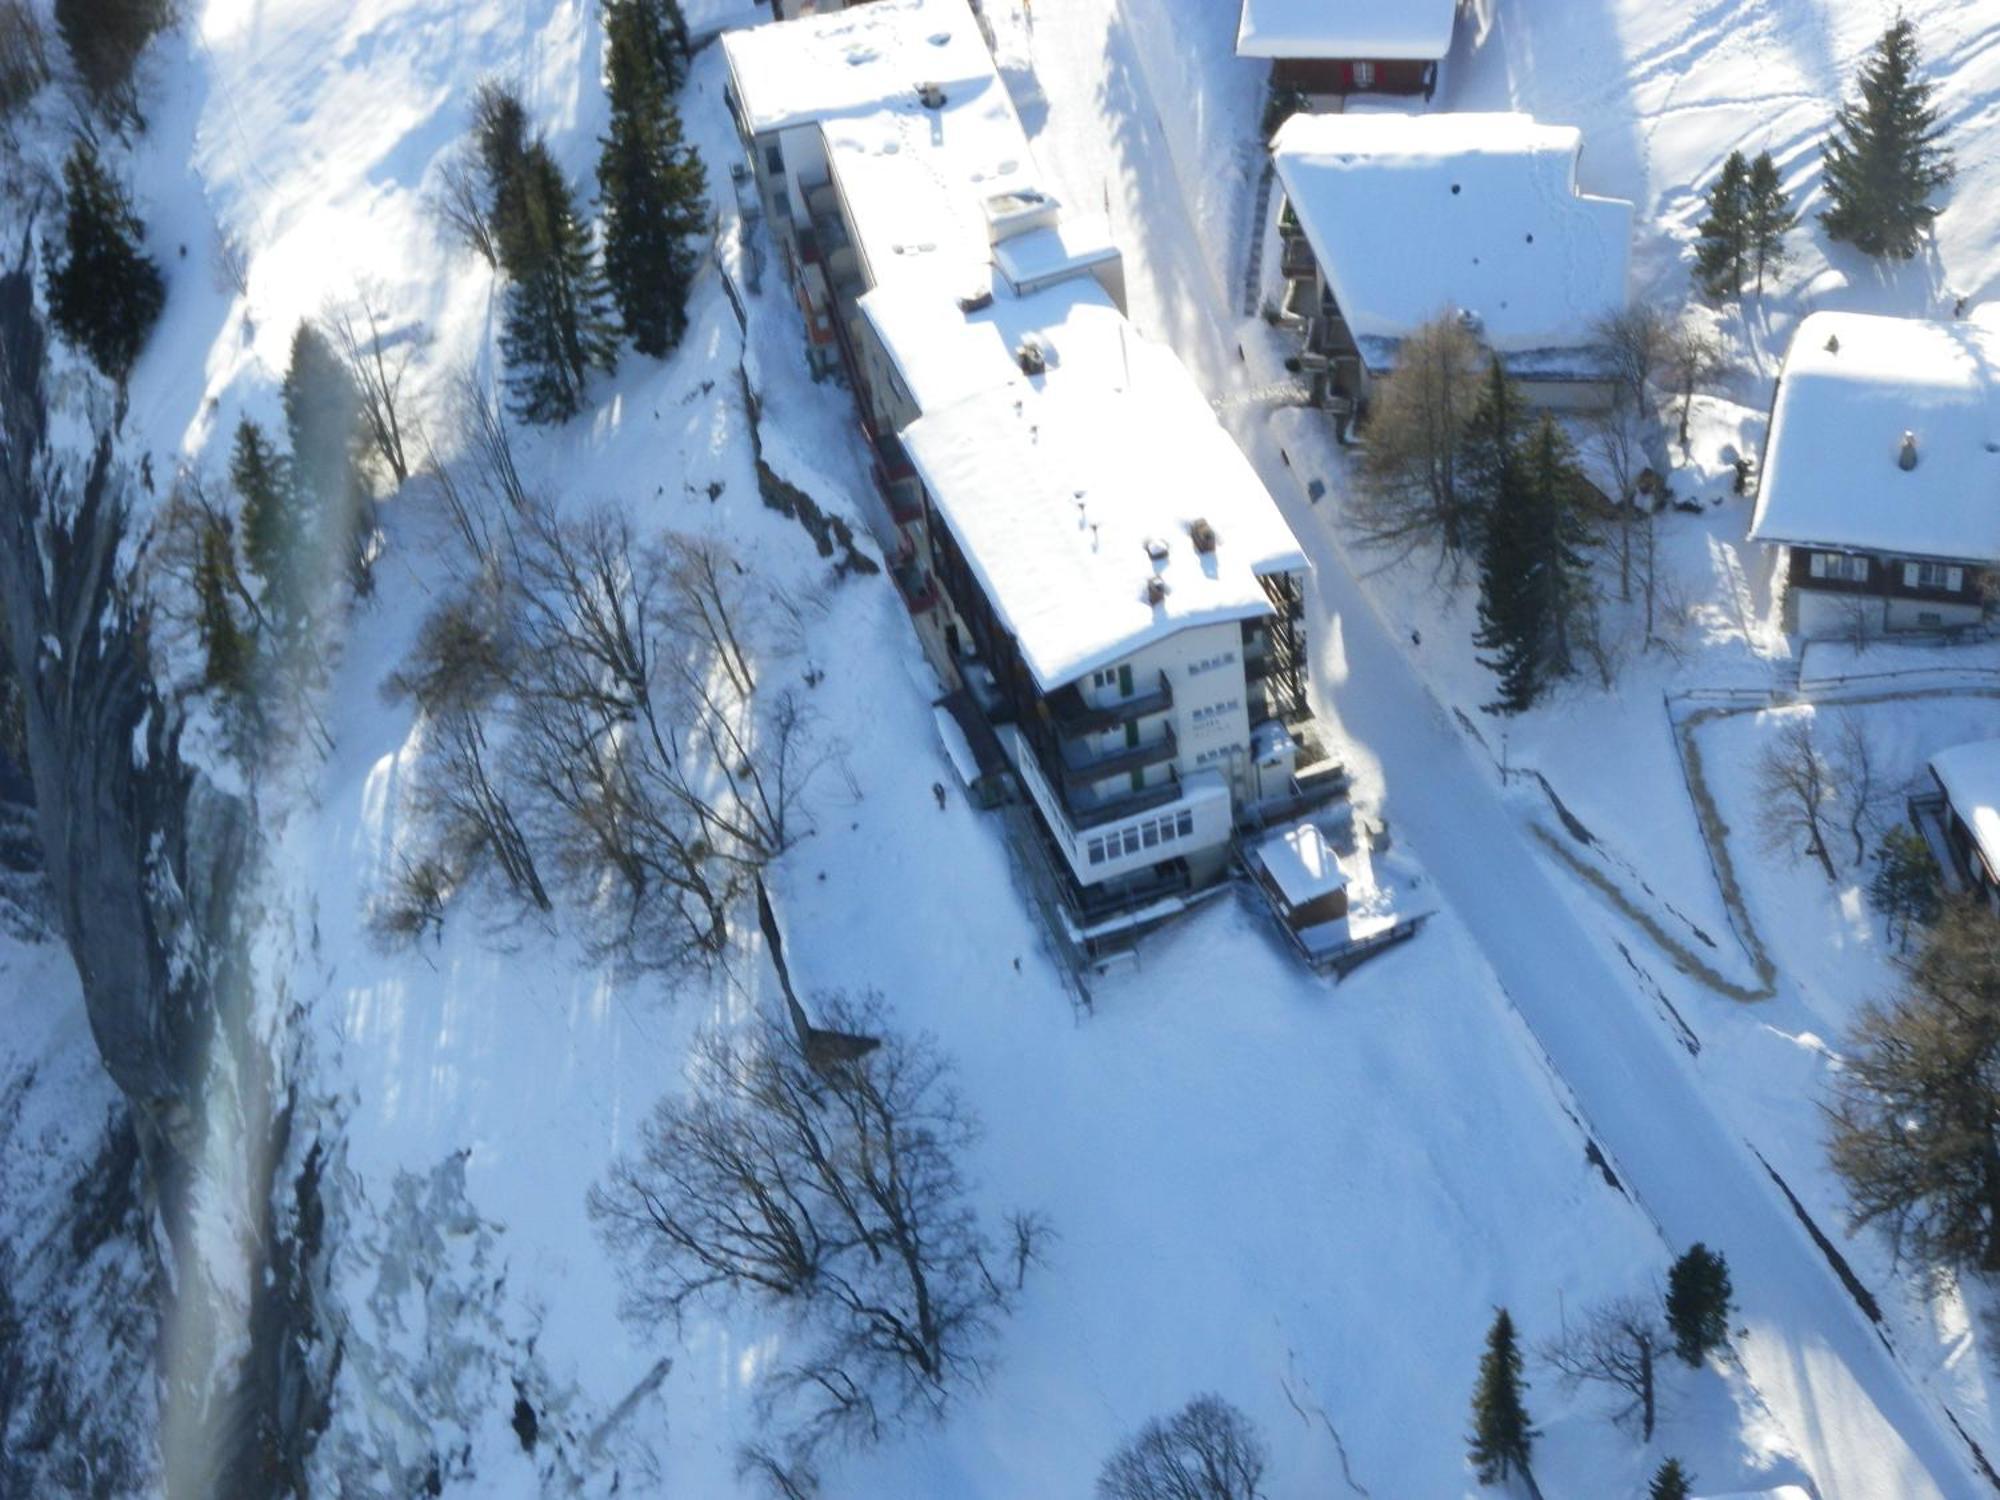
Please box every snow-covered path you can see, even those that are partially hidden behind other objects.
[1005,1,1994,1494]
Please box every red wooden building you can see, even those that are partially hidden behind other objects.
[1237,0,1460,105]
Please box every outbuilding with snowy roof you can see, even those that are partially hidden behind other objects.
[1237,0,1457,103]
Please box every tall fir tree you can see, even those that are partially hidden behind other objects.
[1745,150,1797,292]
[230,417,298,620]
[502,143,619,423]
[44,140,165,382]
[475,79,534,271]
[195,521,252,696]
[1467,1307,1537,1486]
[54,0,169,123]
[1693,150,1750,300]
[1649,1458,1694,1500]
[1820,16,1954,260]
[598,0,707,357]
[1665,1243,1735,1366]
[1475,406,1591,714]
[282,321,371,592]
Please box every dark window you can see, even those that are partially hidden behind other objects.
[1118,663,1134,697]
[764,144,784,177]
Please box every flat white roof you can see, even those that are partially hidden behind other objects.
[899,307,1308,691]
[1257,821,1348,906]
[1271,112,1631,363]
[721,0,998,135]
[993,212,1121,293]
[1238,0,1457,61]
[1750,309,2000,564]
[1931,739,2000,876]
[860,273,1128,416]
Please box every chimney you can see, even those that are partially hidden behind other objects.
[1824,332,1841,355]
[1899,430,1919,471]
[917,81,947,109]
[1144,576,1169,606]
[1189,518,1217,554]
[1016,340,1046,376]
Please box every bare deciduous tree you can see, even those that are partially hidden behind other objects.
[1352,312,1488,573]
[1830,710,1884,866]
[1593,304,1673,425]
[1538,1296,1666,1441]
[327,296,418,485]
[1756,714,1840,881]
[1097,1393,1269,1500]
[589,995,1040,1452]
[1667,320,1729,452]
[427,144,500,268]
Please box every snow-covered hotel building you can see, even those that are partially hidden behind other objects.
[1269,113,1632,425]
[722,0,1319,928]
[1751,309,2000,639]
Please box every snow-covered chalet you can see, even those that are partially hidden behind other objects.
[1751,309,2000,640]
[1915,740,2000,913]
[1237,0,1459,105]
[1269,112,1632,427]
[722,0,1324,938]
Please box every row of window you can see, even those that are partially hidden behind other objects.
[1807,552,1966,592]
[1194,745,1238,767]
[1085,809,1198,866]
[1187,650,1237,677]
[1189,698,1242,724]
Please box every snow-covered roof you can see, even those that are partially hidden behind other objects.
[1257,822,1348,907]
[993,212,1121,296]
[1750,309,2000,564]
[898,308,1309,691]
[1237,0,1458,60]
[722,0,1041,295]
[860,273,1129,416]
[1931,739,2000,876]
[1271,113,1631,362]
[721,0,999,135]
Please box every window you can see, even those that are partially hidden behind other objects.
[1187,651,1238,677]
[1122,828,1141,856]
[1087,837,1106,865]
[764,144,784,177]
[1142,823,1160,848]
[1352,61,1376,88]
[1904,561,1964,592]
[1176,810,1194,838]
[1808,551,1868,583]
[1118,663,1135,697]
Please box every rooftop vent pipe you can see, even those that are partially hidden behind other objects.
[917,81,947,109]
[1190,518,1218,554]
[1899,430,1919,471]
[1144,576,1169,606]
[1825,332,1841,355]
[1017,340,1046,376]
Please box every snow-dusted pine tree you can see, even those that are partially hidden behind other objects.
[1467,1307,1537,1487]
[502,145,619,423]
[1692,150,1749,300]
[44,140,164,381]
[1820,16,1954,260]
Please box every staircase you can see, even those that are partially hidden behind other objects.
[1239,156,1276,317]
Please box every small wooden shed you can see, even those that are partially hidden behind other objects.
[1251,821,1349,929]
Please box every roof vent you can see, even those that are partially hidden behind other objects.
[1824,332,1840,355]
[1016,340,1046,375]
[917,81,947,109]
[1190,518,1218,554]
[957,289,994,314]
[1144,576,1169,606]
[1899,430,1920,471]
[1144,537,1170,562]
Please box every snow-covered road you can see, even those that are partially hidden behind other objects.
[1005,0,1995,1492]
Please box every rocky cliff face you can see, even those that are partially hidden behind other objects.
[0,264,328,1496]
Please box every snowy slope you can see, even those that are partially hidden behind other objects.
[27,0,2000,1494]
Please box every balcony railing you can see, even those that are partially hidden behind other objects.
[1059,724,1177,792]
[1045,671,1172,733]
[1280,236,1318,282]
[1065,768,1183,831]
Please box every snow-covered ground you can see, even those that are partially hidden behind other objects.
[15,0,2000,1494]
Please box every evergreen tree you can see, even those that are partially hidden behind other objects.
[1820,16,1955,261]
[1649,1458,1694,1500]
[282,321,371,592]
[1665,1243,1734,1366]
[1473,381,1590,715]
[44,140,165,382]
[474,79,534,271]
[1467,1307,1537,1486]
[598,0,707,357]
[195,521,252,695]
[502,143,619,423]
[1693,150,1750,300]
[230,418,297,620]
[1870,824,1943,952]
[622,0,690,91]
[54,0,168,122]
[1746,150,1797,292]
